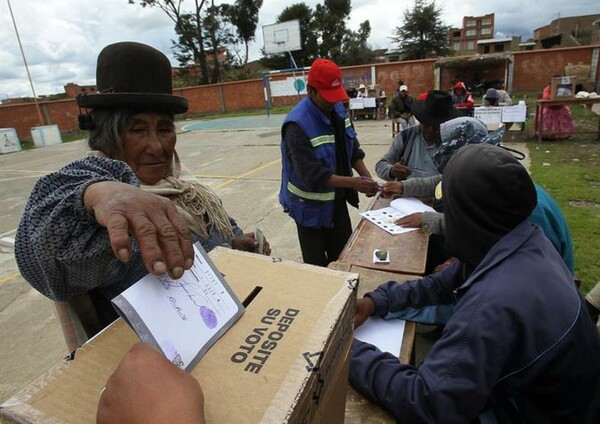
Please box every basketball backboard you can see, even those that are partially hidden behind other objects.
[263,20,301,55]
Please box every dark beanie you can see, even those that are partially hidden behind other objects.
[442,144,537,268]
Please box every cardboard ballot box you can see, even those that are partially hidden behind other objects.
[0,248,358,423]
[550,76,576,100]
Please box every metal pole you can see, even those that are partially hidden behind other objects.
[7,0,44,125]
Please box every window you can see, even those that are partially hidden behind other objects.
[453,31,461,37]
[494,45,505,53]
[466,29,477,37]
[467,41,475,50]
[482,18,492,26]
[453,42,460,51]
[481,28,492,35]
[466,20,476,27]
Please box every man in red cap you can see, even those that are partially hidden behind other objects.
[279,58,379,267]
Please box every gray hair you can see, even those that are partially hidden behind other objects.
[87,108,136,159]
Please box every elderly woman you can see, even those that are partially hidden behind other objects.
[15,42,269,326]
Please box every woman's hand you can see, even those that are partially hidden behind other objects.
[354,297,375,328]
[232,233,272,256]
[382,181,403,197]
[97,343,205,424]
[394,212,423,228]
[84,181,194,279]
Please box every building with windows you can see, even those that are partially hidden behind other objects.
[449,13,495,55]
[534,14,600,49]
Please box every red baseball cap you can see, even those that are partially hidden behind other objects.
[307,58,349,103]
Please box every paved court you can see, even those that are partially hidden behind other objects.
[0,115,530,405]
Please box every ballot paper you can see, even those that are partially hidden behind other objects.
[354,316,406,356]
[112,244,244,371]
[360,197,436,235]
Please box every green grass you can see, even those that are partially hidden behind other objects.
[526,105,600,294]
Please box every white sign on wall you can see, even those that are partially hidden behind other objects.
[269,76,307,97]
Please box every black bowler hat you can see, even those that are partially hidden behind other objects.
[411,90,461,126]
[77,42,188,114]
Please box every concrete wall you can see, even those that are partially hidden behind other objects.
[2,45,598,141]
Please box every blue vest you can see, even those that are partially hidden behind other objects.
[279,97,356,228]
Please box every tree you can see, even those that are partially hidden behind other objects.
[337,20,375,66]
[223,0,263,67]
[313,0,352,62]
[391,0,450,60]
[130,0,211,85]
[130,0,261,84]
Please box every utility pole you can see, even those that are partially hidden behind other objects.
[7,0,44,125]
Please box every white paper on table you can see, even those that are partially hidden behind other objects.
[354,316,406,356]
[363,97,377,108]
[360,197,435,235]
[112,243,244,371]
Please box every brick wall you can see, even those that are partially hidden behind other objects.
[2,45,598,141]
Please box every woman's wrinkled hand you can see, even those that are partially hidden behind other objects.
[84,181,194,279]
[354,297,375,329]
[232,233,272,256]
[394,212,423,228]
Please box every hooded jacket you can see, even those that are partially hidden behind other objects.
[350,145,600,423]
[451,81,475,108]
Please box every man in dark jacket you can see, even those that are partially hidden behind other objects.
[351,144,600,423]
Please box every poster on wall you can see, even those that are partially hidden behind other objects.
[269,76,307,97]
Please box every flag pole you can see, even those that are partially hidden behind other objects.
[7,0,44,125]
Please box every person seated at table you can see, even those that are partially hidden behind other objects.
[496,83,513,105]
[483,88,501,106]
[383,117,575,274]
[392,80,405,98]
[97,343,206,424]
[375,90,461,182]
[532,77,574,140]
[389,85,416,130]
[15,42,270,329]
[356,83,368,98]
[351,143,600,424]
[450,81,474,109]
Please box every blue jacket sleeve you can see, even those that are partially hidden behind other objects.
[350,263,515,423]
[367,261,461,322]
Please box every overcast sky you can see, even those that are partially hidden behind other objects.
[0,0,597,99]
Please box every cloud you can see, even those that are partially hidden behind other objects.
[1,0,598,99]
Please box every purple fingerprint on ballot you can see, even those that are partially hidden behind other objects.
[200,306,218,329]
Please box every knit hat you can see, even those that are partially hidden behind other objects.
[77,42,188,115]
[433,117,504,172]
[484,88,500,100]
[307,58,349,103]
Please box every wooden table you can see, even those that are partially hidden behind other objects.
[331,195,431,423]
[338,196,430,276]
[535,97,600,141]
[329,262,417,424]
